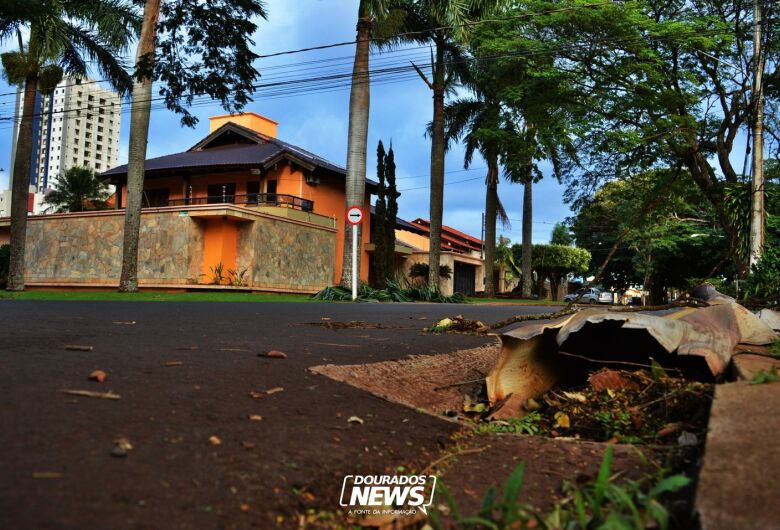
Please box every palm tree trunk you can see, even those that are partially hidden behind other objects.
[483,157,499,297]
[7,74,39,291]
[118,0,160,292]
[428,36,446,287]
[340,9,372,289]
[521,179,533,298]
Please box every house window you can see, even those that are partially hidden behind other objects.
[207,183,236,204]
[143,188,170,208]
[246,181,260,205]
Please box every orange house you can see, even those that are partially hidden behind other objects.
[102,113,375,285]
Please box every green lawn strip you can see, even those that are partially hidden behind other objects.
[0,290,315,303]
[467,297,566,306]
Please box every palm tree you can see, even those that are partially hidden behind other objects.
[388,0,505,287]
[340,0,389,289]
[118,0,161,292]
[118,0,268,292]
[42,166,112,213]
[1,0,137,291]
[441,90,518,296]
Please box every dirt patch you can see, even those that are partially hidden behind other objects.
[310,344,500,415]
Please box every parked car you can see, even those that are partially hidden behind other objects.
[564,287,601,304]
[598,290,614,304]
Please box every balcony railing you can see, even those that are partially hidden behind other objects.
[166,193,314,212]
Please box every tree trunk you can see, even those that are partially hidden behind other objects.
[427,37,446,287]
[483,157,499,297]
[521,179,533,297]
[118,0,160,292]
[340,12,372,289]
[7,74,39,291]
[749,0,765,267]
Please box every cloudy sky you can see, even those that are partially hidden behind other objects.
[0,0,573,243]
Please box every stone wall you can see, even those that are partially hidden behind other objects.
[24,211,203,284]
[22,208,335,292]
[236,215,335,292]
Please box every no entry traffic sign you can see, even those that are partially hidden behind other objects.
[346,206,364,225]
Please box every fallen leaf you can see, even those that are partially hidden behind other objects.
[62,389,120,400]
[240,503,250,513]
[241,441,256,450]
[554,411,571,429]
[562,391,587,403]
[65,345,93,352]
[208,436,222,446]
[589,369,641,392]
[248,414,263,422]
[524,398,542,411]
[656,422,682,438]
[249,387,283,398]
[89,370,107,383]
[263,350,288,359]
[462,395,487,413]
[114,437,133,451]
[347,416,364,424]
[32,472,61,479]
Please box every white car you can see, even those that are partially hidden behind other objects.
[564,288,600,304]
[598,291,614,304]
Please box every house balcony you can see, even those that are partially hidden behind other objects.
[163,193,314,212]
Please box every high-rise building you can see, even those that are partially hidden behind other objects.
[7,77,122,214]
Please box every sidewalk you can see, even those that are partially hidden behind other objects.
[695,367,780,530]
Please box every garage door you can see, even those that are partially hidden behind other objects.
[453,262,476,295]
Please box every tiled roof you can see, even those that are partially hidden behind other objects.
[101,121,378,189]
[410,219,483,252]
[369,206,428,235]
[101,143,283,176]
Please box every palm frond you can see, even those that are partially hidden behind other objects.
[63,24,133,95]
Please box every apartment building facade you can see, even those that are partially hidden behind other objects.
[8,77,122,213]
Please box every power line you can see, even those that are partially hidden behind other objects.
[0,25,741,126]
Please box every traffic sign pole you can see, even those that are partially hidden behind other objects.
[352,224,358,301]
[345,206,364,302]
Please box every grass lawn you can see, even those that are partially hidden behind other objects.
[467,297,566,306]
[0,290,315,303]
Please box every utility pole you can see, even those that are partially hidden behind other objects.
[749,0,766,267]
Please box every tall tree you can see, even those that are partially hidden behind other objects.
[465,7,580,298]
[389,0,505,287]
[550,222,573,246]
[1,0,137,291]
[440,87,516,296]
[524,0,779,275]
[372,140,401,287]
[373,140,388,286]
[118,0,268,292]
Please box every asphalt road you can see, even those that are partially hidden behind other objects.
[0,300,548,529]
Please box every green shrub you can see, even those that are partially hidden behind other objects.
[310,279,466,304]
[409,262,453,280]
[742,246,780,305]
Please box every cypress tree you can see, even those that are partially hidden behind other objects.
[383,143,399,284]
[373,141,388,287]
